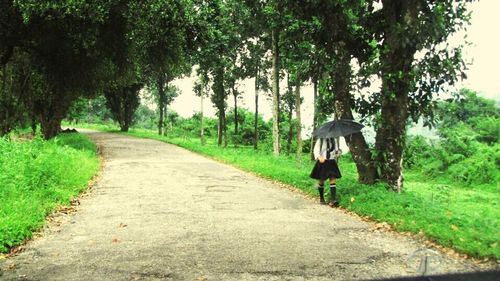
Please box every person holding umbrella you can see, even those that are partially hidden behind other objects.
[310,119,364,207]
[310,138,342,206]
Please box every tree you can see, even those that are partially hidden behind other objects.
[243,0,289,155]
[0,1,135,138]
[195,0,245,147]
[126,0,196,136]
[240,35,271,150]
[105,83,143,132]
[368,0,472,191]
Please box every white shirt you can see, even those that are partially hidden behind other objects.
[313,138,342,160]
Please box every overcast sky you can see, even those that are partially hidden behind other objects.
[170,0,500,132]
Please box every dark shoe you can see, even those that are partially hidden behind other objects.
[320,198,327,205]
[328,200,339,207]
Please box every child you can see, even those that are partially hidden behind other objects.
[310,138,342,206]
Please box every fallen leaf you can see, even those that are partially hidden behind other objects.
[451,225,459,231]
[119,223,128,228]
[350,197,355,203]
[112,238,120,243]
[490,242,498,248]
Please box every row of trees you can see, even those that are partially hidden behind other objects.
[0,0,196,136]
[1,0,472,192]
[185,0,471,192]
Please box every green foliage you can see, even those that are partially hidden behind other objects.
[66,96,113,125]
[0,133,99,253]
[405,90,500,187]
[226,107,270,145]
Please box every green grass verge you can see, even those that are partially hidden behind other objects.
[0,133,99,253]
[70,124,499,260]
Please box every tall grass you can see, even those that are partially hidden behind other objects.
[0,133,99,253]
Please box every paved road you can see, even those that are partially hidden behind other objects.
[0,130,496,280]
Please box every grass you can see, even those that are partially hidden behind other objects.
[0,133,99,253]
[68,123,500,260]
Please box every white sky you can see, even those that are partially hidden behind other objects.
[170,1,500,134]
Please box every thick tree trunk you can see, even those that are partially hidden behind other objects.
[271,28,280,155]
[332,47,378,184]
[157,75,165,135]
[295,80,302,159]
[375,0,418,192]
[36,91,69,139]
[31,117,36,136]
[40,117,63,139]
[120,123,129,132]
[253,67,259,150]
[213,67,226,147]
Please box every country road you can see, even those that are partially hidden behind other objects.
[0,130,497,281]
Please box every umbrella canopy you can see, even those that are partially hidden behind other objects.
[313,119,364,138]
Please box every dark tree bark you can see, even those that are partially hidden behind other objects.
[271,28,280,155]
[34,91,69,140]
[157,75,165,135]
[213,66,226,147]
[0,46,14,66]
[332,46,378,184]
[375,0,419,192]
[295,79,302,158]
[286,74,293,155]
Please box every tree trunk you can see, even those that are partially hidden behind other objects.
[36,91,68,139]
[375,0,418,192]
[332,47,378,184]
[213,66,226,147]
[286,74,293,155]
[295,80,302,159]
[157,75,165,135]
[31,117,37,136]
[254,67,259,150]
[310,77,318,160]
[271,28,280,155]
[233,81,238,147]
[287,104,293,155]
[200,92,205,145]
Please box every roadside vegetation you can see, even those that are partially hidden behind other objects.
[0,133,99,253]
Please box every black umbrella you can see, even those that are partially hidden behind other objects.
[312,119,364,139]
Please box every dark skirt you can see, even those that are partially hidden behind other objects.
[310,159,342,180]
